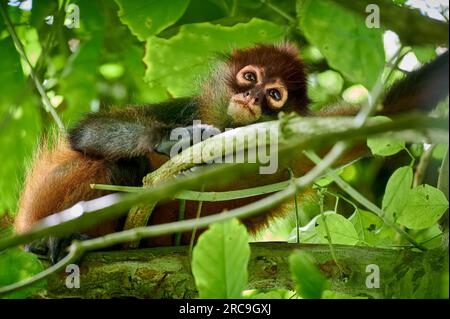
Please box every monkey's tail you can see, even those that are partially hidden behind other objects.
[319,51,449,117]
[14,135,115,235]
[381,51,449,115]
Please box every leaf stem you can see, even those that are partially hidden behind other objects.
[318,189,344,273]
[263,0,296,24]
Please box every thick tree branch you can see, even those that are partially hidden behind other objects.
[34,243,446,299]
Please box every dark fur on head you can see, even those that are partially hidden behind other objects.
[199,43,310,129]
[227,43,310,113]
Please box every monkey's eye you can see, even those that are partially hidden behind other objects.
[268,88,282,101]
[243,72,257,82]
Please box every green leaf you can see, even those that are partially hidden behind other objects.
[143,19,287,97]
[367,137,405,156]
[382,166,413,221]
[316,70,344,96]
[397,184,449,230]
[192,218,250,299]
[414,224,443,249]
[0,37,26,106]
[115,0,190,41]
[0,102,41,215]
[412,46,436,64]
[297,0,385,88]
[316,213,360,245]
[289,251,329,299]
[0,248,45,298]
[59,38,102,123]
[349,209,397,247]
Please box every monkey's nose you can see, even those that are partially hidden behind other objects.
[243,91,260,104]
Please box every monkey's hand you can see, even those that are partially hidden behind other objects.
[155,124,221,157]
[25,233,91,264]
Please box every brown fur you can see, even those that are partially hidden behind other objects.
[15,137,119,236]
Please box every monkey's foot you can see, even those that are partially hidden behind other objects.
[25,233,91,264]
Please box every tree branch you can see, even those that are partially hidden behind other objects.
[33,243,446,299]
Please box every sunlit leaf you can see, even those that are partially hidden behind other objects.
[192,218,250,298]
[144,19,287,97]
[382,166,413,221]
[0,248,45,298]
[367,138,405,156]
[349,209,397,247]
[397,185,449,230]
[315,213,359,245]
[297,0,385,88]
[115,0,190,41]
[289,251,329,299]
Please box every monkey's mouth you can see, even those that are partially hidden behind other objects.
[227,99,262,125]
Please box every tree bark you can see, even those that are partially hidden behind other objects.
[39,243,447,299]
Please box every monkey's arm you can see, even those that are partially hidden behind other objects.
[69,109,169,160]
[69,100,220,161]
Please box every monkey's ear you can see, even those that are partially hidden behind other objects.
[278,42,301,58]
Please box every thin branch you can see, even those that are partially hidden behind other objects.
[0,3,65,131]
[318,189,344,273]
[0,114,445,295]
[1,115,445,253]
[413,144,436,187]
[303,151,425,250]
[264,0,296,24]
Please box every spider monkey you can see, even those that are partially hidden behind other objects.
[14,43,449,262]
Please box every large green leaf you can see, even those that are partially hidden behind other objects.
[0,100,41,215]
[367,137,405,156]
[292,212,359,245]
[397,185,449,230]
[349,209,397,247]
[382,166,413,221]
[289,251,329,299]
[115,0,190,41]
[143,19,287,97]
[0,248,45,298]
[59,38,102,124]
[315,213,359,245]
[192,218,250,298]
[297,0,385,88]
[0,37,26,106]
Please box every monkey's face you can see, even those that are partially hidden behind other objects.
[227,64,289,125]
[200,44,309,129]
[224,44,310,127]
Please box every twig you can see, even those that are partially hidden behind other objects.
[189,185,205,257]
[303,151,426,251]
[288,168,301,244]
[262,0,296,23]
[318,189,344,273]
[174,200,186,246]
[0,3,65,131]
[413,144,436,187]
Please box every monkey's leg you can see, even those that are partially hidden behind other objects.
[19,154,151,263]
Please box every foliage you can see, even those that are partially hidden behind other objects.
[191,218,250,299]
[0,0,448,299]
[0,248,45,298]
